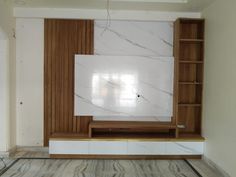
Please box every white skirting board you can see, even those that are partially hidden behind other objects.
[49,140,204,155]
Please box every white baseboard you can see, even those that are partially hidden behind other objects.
[0,146,17,158]
[16,146,49,152]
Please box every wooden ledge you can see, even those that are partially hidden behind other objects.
[49,136,205,142]
[50,154,202,160]
[89,121,176,129]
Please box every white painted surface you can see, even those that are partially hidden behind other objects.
[16,18,44,146]
[0,29,9,152]
[49,141,89,154]
[49,140,204,155]
[202,0,236,176]
[89,141,127,155]
[13,8,201,21]
[127,142,165,155]
[0,0,16,153]
[165,142,204,155]
[75,55,173,121]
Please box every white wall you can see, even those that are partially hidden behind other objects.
[0,28,9,152]
[0,0,15,153]
[202,0,236,176]
[16,18,44,146]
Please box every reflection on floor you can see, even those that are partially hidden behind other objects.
[0,151,226,177]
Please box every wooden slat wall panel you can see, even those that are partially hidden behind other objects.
[44,19,94,146]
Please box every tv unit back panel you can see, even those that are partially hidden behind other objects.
[74,55,174,122]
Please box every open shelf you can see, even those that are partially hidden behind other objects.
[179,64,203,83]
[180,39,204,42]
[89,121,176,138]
[178,85,202,104]
[179,82,202,85]
[178,106,201,134]
[179,42,204,62]
[178,103,201,106]
[174,18,205,137]
[179,19,204,39]
[179,60,203,64]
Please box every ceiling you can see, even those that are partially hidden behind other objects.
[13,0,216,12]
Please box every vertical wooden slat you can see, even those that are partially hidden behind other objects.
[55,20,61,132]
[44,19,49,146]
[67,20,73,132]
[76,21,82,133]
[44,19,94,145]
[173,19,180,138]
[90,21,94,54]
[72,20,78,133]
[51,20,57,133]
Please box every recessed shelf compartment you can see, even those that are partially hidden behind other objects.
[174,18,205,138]
[179,42,204,62]
[178,85,202,104]
[179,64,203,83]
[89,121,177,138]
[178,106,201,134]
[179,19,204,40]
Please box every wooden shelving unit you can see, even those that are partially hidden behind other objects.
[174,18,205,138]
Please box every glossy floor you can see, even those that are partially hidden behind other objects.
[0,151,227,177]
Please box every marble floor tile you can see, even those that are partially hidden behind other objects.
[1,159,199,177]
[0,151,227,177]
[188,159,229,177]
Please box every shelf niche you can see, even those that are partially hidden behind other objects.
[174,18,205,138]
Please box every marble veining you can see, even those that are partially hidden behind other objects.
[95,20,173,57]
[74,55,174,121]
[1,159,200,177]
[1,151,226,177]
[74,20,174,122]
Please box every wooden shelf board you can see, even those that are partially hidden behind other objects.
[178,104,201,107]
[179,82,202,85]
[50,133,89,139]
[179,133,204,140]
[179,60,203,64]
[89,121,176,129]
[179,39,204,42]
[49,135,204,142]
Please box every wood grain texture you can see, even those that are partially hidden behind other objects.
[44,19,94,146]
[89,121,177,138]
[174,18,204,136]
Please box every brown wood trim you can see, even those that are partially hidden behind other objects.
[49,137,205,142]
[89,121,176,129]
[50,154,202,160]
[173,19,180,138]
[44,19,94,146]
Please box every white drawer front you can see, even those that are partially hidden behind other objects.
[127,142,165,155]
[89,141,127,155]
[49,140,89,154]
[165,142,204,155]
